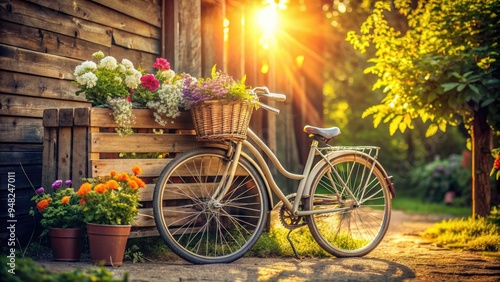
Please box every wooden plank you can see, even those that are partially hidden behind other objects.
[71,125,89,188]
[89,108,194,129]
[0,44,78,80]
[112,29,160,54]
[0,71,85,101]
[27,0,161,39]
[0,150,42,166]
[1,0,112,47]
[201,0,224,77]
[89,133,198,153]
[42,127,57,192]
[0,116,43,143]
[0,94,87,118]
[43,109,59,127]
[177,0,202,77]
[57,109,74,181]
[0,164,42,192]
[91,0,162,28]
[90,158,170,177]
[0,20,109,62]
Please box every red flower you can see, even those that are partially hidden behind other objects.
[153,58,171,71]
[494,156,500,170]
[140,74,159,91]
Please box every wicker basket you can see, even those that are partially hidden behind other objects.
[191,99,254,142]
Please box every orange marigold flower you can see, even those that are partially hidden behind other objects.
[495,156,500,170]
[131,176,147,188]
[117,172,130,181]
[77,182,92,196]
[94,183,107,194]
[110,170,118,177]
[132,165,143,175]
[79,198,85,206]
[37,199,51,212]
[128,180,139,189]
[61,196,70,205]
[106,179,120,190]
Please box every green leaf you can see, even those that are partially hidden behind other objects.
[441,82,459,92]
[469,84,480,95]
[457,83,466,92]
[481,97,495,107]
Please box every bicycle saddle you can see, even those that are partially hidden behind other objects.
[303,125,341,143]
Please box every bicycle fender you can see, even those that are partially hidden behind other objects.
[303,150,396,199]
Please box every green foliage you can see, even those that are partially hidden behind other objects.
[1,257,127,282]
[124,245,145,263]
[29,183,85,236]
[347,0,500,136]
[421,210,500,252]
[408,153,472,204]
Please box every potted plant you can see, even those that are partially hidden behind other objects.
[73,51,186,135]
[76,165,146,266]
[30,180,85,261]
[182,65,258,141]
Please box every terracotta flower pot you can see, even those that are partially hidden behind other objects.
[48,228,84,262]
[87,223,131,266]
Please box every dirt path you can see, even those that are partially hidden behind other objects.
[37,211,500,281]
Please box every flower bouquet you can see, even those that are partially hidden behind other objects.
[182,65,258,141]
[74,51,186,135]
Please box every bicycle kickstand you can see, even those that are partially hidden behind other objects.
[286,229,301,259]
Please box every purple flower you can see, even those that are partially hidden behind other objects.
[52,180,63,190]
[36,187,44,194]
[65,179,72,186]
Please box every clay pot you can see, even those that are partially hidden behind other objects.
[48,228,84,262]
[87,223,131,266]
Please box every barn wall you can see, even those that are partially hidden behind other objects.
[0,0,163,245]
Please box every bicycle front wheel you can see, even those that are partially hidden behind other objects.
[306,153,392,257]
[153,147,269,264]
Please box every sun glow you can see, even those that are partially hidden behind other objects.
[256,5,279,37]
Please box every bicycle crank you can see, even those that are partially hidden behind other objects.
[278,194,307,230]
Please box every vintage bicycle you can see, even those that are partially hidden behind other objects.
[152,87,395,264]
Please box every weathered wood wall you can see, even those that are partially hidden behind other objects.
[0,0,164,245]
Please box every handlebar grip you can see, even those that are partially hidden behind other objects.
[260,93,286,102]
[259,103,280,114]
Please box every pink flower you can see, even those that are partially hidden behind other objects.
[140,74,159,91]
[494,156,500,170]
[153,58,170,71]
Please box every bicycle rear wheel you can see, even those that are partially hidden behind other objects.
[153,147,268,264]
[306,153,392,257]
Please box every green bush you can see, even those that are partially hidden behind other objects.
[409,152,471,204]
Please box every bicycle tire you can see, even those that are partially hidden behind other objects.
[153,147,269,264]
[306,153,392,257]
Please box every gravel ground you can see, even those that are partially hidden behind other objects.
[35,210,500,281]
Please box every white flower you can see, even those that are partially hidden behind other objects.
[146,79,185,125]
[99,56,118,70]
[121,59,134,69]
[107,97,135,136]
[92,51,105,60]
[158,70,176,83]
[74,61,97,76]
[76,72,98,88]
[125,69,142,89]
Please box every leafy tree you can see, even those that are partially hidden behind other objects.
[347,0,500,216]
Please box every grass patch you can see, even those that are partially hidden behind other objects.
[392,196,471,217]
[420,206,500,256]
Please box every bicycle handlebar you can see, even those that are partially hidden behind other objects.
[251,87,286,114]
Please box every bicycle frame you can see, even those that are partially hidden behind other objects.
[214,127,392,217]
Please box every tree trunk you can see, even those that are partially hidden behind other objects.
[471,109,492,217]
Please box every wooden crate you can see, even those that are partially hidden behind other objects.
[42,107,202,238]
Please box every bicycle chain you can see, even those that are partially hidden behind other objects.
[279,194,307,230]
